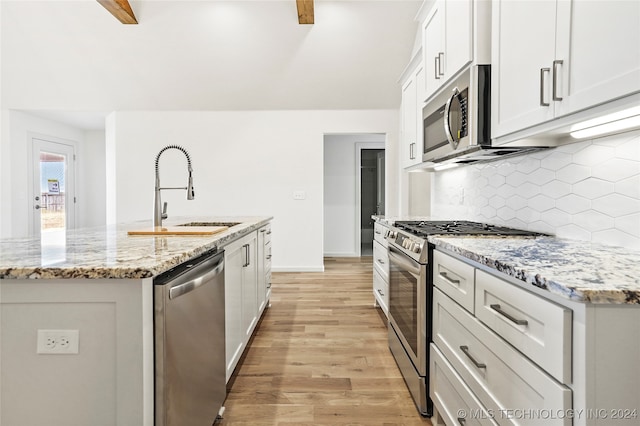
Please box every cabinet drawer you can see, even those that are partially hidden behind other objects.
[434,289,572,426]
[433,250,476,313]
[373,269,388,317]
[373,240,389,280]
[265,243,272,271]
[475,270,572,383]
[374,222,389,247]
[261,225,272,245]
[431,344,498,426]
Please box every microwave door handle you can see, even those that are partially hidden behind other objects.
[443,87,460,150]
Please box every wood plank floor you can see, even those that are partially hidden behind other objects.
[219,257,433,426]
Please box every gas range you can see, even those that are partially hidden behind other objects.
[385,220,545,263]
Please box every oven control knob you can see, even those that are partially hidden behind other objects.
[413,245,421,253]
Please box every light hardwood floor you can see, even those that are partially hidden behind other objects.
[219,257,433,426]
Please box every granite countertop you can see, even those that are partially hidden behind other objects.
[0,216,272,280]
[430,235,640,305]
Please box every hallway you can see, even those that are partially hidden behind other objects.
[220,257,432,425]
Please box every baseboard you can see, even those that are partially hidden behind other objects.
[271,266,325,273]
[323,252,359,257]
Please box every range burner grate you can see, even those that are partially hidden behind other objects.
[394,220,546,237]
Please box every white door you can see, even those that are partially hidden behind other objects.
[31,138,76,238]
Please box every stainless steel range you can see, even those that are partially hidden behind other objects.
[385,220,545,416]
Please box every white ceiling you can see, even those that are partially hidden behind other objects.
[1,0,422,129]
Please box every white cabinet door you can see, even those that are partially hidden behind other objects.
[423,0,473,101]
[443,0,472,81]
[555,0,640,117]
[491,0,557,139]
[401,74,419,168]
[423,1,444,100]
[224,237,245,382]
[224,230,259,383]
[241,233,258,341]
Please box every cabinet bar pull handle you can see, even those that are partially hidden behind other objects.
[377,289,384,296]
[440,271,460,285]
[460,345,486,369]
[377,258,385,265]
[490,304,528,325]
[438,52,445,76]
[434,56,441,80]
[552,59,563,101]
[540,68,550,106]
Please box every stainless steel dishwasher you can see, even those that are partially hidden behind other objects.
[154,249,225,426]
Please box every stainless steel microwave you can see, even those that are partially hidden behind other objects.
[422,65,492,164]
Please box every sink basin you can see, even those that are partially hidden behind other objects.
[177,222,241,227]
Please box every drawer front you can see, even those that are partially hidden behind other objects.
[373,240,389,280]
[265,243,272,271]
[374,222,389,247]
[433,250,476,313]
[373,269,389,316]
[431,344,499,426]
[433,289,572,426]
[475,270,572,384]
[262,225,272,245]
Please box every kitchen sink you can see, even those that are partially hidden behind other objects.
[177,222,241,228]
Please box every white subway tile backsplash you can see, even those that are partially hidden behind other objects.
[432,129,640,249]
[528,194,555,212]
[573,178,614,199]
[541,180,571,198]
[572,144,616,165]
[592,194,640,217]
[555,163,592,183]
[555,194,591,214]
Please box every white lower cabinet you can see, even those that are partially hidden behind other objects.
[433,288,572,426]
[372,221,389,317]
[474,269,571,383]
[430,249,573,426]
[224,230,259,383]
[431,344,498,426]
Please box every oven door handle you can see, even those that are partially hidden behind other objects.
[388,245,422,277]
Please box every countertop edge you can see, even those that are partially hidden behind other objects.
[0,217,273,280]
[429,236,640,305]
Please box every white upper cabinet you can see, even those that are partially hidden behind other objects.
[400,54,425,169]
[554,0,640,117]
[492,0,640,140]
[422,0,473,101]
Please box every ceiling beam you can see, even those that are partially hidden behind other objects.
[97,0,138,24]
[296,0,314,25]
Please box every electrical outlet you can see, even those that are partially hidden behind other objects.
[37,330,79,354]
[292,190,306,200]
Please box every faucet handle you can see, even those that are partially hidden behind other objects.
[162,202,168,220]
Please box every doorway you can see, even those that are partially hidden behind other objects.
[30,137,76,240]
[323,134,385,258]
[358,148,385,256]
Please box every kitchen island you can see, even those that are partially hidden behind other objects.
[0,216,272,426]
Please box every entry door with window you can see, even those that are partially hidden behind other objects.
[31,138,76,238]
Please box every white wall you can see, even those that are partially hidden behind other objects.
[431,130,640,250]
[0,111,106,238]
[109,110,399,271]
[323,134,385,257]
[77,130,107,229]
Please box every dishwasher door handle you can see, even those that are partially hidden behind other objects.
[169,260,224,300]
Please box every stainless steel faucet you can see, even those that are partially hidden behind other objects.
[154,145,195,227]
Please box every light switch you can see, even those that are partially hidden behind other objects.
[293,190,306,200]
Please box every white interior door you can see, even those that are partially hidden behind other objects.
[31,138,76,238]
